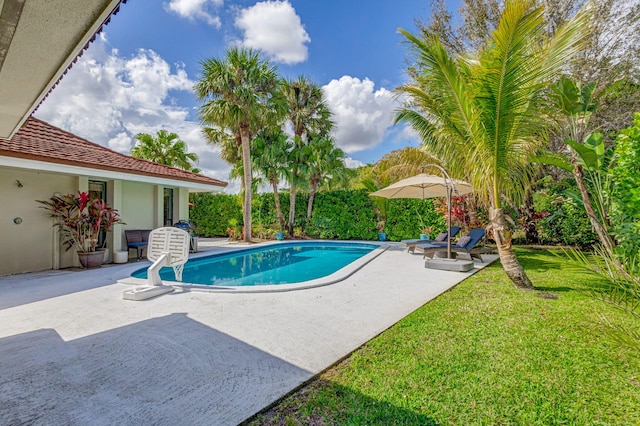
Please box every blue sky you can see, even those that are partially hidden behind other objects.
[35,0,439,192]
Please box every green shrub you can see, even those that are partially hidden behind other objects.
[534,191,597,247]
[189,193,242,237]
[306,190,378,240]
[385,198,444,241]
[610,112,640,259]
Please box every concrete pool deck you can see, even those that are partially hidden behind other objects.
[0,239,498,425]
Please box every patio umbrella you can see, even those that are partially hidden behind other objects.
[370,168,473,259]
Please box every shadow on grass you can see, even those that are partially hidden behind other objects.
[244,379,438,425]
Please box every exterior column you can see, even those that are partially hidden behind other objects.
[108,179,123,253]
[154,185,163,228]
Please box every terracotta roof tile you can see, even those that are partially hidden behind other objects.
[0,117,227,188]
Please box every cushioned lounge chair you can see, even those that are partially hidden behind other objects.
[401,226,461,253]
[415,228,489,260]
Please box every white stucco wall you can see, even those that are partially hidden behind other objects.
[0,167,192,276]
[0,168,76,275]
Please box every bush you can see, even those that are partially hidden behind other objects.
[534,191,597,247]
[189,193,242,237]
[385,198,445,241]
[610,112,640,259]
[306,190,378,240]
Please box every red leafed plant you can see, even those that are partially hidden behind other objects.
[37,192,123,253]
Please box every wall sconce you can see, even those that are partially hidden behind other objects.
[15,180,23,188]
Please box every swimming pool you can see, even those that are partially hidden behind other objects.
[129,241,385,292]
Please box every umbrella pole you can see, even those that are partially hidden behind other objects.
[447,184,452,259]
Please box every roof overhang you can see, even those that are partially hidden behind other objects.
[0,155,226,193]
[0,0,125,140]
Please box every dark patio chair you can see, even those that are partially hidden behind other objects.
[402,226,461,253]
[415,228,490,261]
[125,229,151,261]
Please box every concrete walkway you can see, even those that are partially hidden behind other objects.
[0,240,497,425]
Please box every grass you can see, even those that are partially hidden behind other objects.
[246,248,640,425]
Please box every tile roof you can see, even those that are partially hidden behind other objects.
[0,117,227,188]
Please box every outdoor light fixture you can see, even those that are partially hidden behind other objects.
[15,180,23,188]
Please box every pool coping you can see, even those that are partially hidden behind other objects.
[117,240,389,293]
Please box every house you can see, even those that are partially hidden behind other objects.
[0,117,227,276]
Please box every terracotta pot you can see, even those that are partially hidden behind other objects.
[77,251,104,268]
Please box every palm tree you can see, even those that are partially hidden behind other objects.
[252,128,292,231]
[195,47,282,242]
[131,130,200,172]
[395,0,592,289]
[305,135,347,219]
[282,76,333,235]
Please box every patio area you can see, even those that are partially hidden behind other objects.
[0,239,497,425]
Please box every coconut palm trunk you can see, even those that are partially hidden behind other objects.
[490,207,533,289]
[270,177,285,231]
[307,177,319,219]
[240,123,252,242]
[288,180,297,236]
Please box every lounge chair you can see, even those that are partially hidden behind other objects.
[415,228,490,260]
[401,226,461,253]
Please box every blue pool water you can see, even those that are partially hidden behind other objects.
[131,241,377,287]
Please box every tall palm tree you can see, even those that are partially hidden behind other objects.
[282,76,333,235]
[195,47,282,242]
[305,135,347,219]
[395,0,592,289]
[131,130,200,172]
[252,128,292,231]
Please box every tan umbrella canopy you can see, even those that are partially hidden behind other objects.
[370,167,473,259]
[369,173,473,199]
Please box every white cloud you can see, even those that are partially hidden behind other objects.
[344,157,364,169]
[322,76,398,153]
[235,0,310,64]
[34,36,233,191]
[107,132,133,153]
[164,0,223,27]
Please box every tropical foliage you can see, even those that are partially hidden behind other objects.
[37,192,123,253]
[281,76,334,235]
[131,130,200,173]
[195,47,283,242]
[395,0,592,288]
[610,113,640,260]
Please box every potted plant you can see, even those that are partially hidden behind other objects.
[420,225,433,240]
[377,220,387,241]
[37,192,123,268]
[416,209,432,239]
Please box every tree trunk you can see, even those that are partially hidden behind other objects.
[466,194,479,228]
[240,124,252,243]
[490,207,534,290]
[271,177,285,231]
[307,178,318,219]
[288,182,297,236]
[572,164,615,255]
[521,191,539,244]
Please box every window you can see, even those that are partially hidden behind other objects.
[164,188,174,226]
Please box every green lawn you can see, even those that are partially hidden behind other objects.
[247,248,640,425]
